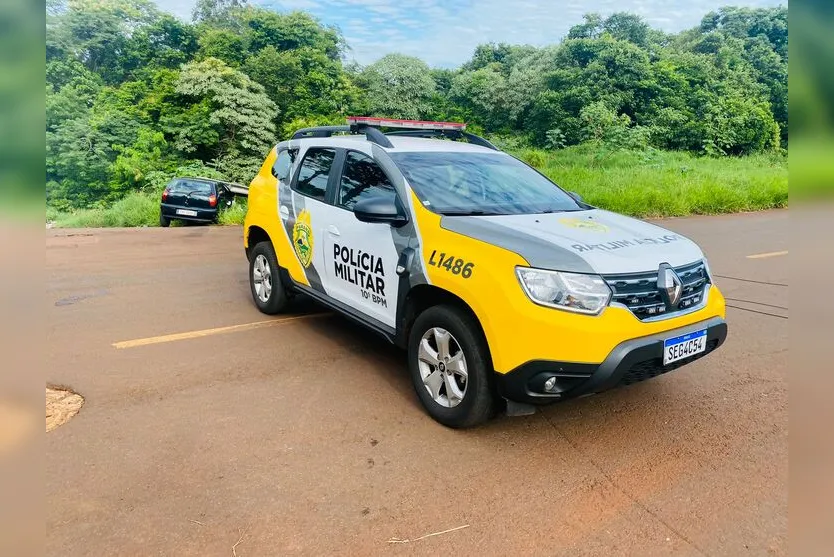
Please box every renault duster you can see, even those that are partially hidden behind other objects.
[242,117,727,427]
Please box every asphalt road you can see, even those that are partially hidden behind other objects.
[46,211,788,556]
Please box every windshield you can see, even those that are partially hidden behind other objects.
[390,152,584,215]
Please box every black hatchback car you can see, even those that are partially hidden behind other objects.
[159,177,239,226]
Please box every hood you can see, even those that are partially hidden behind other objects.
[441,209,704,274]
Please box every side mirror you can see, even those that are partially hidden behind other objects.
[354,196,408,227]
[568,191,583,203]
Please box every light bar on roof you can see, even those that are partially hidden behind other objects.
[347,116,466,131]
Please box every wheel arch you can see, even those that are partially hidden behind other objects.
[245,225,271,261]
[396,284,489,354]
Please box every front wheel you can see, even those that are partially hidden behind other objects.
[408,305,498,428]
[249,241,287,314]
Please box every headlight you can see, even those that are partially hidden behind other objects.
[516,267,612,315]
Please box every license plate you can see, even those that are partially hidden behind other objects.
[176,209,198,217]
[663,329,707,365]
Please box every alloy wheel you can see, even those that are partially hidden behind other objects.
[417,327,469,408]
[252,254,272,303]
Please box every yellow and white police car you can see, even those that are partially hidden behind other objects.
[243,117,727,427]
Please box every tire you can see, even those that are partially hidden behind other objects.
[408,305,498,428]
[159,212,171,227]
[249,241,288,315]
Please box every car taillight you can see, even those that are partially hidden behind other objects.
[209,194,217,207]
[162,189,169,201]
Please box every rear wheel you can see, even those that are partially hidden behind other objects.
[159,212,170,227]
[408,305,498,428]
[249,241,287,314]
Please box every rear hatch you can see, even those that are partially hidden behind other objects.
[166,179,216,210]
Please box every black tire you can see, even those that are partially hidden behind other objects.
[408,305,498,428]
[159,212,171,227]
[249,241,288,315]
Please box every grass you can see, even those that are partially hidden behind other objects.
[512,144,788,218]
[218,198,247,225]
[49,192,248,228]
[49,192,160,228]
[47,146,788,227]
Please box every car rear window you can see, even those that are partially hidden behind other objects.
[168,180,214,195]
[295,148,336,201]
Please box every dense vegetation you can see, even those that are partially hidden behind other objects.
[46,0,787,217]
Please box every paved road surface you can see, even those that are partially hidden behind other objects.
[46,211,788,556]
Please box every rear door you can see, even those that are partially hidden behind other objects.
[319,150,402,327]
[283,146,339,294]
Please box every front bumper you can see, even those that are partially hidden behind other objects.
[495,317,727,404]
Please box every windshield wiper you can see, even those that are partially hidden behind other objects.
[439,209,501,216]
[538,208,587,214]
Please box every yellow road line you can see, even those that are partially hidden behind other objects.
[746,250,788,259]
[113,314,326,349]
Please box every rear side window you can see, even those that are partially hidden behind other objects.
[294,148,335,201]
[168,180,214,195]
[273,148,296,182]
[338,151,396,211]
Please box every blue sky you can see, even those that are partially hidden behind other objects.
[155,0,784,67]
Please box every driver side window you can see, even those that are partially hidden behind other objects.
[338,151,396,211]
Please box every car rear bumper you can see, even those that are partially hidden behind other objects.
[161,203,218,222]
[495,317,728,405]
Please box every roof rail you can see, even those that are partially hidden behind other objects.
[291,125,350,139]
[290,123,394,148]
[384,129,498,150]
[289,118,497,151]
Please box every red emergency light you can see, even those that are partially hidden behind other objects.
[347,116,466,131]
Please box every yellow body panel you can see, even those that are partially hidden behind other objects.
[244,147,309,286]
[410,193,726,374]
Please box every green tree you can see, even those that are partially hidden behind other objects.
[47,0,161,83]
[450,66,510,130]
[602,13,651,47]
[192,0,247,24]
[359,54,437,120]
[175,58,278,181]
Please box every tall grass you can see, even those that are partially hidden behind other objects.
[217,198,247,225]
[50,192,160,227]
[512,145,788,217]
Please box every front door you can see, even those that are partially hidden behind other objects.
[321,150,402,327]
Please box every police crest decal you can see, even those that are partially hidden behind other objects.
[293,209,314,268]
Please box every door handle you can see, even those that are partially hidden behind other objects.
[327,225,340,236]
[279,205,289,219]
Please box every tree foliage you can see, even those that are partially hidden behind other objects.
[358,54,437,120]
[46,2,787,210]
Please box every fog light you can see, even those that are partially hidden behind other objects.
[544,377,557,392]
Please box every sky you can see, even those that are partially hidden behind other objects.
[154,0,784,67]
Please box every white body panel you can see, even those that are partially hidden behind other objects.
[319,203,400,327]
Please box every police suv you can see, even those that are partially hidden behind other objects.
[243,117,727,427]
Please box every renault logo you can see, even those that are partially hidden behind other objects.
[658,263,683,309]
